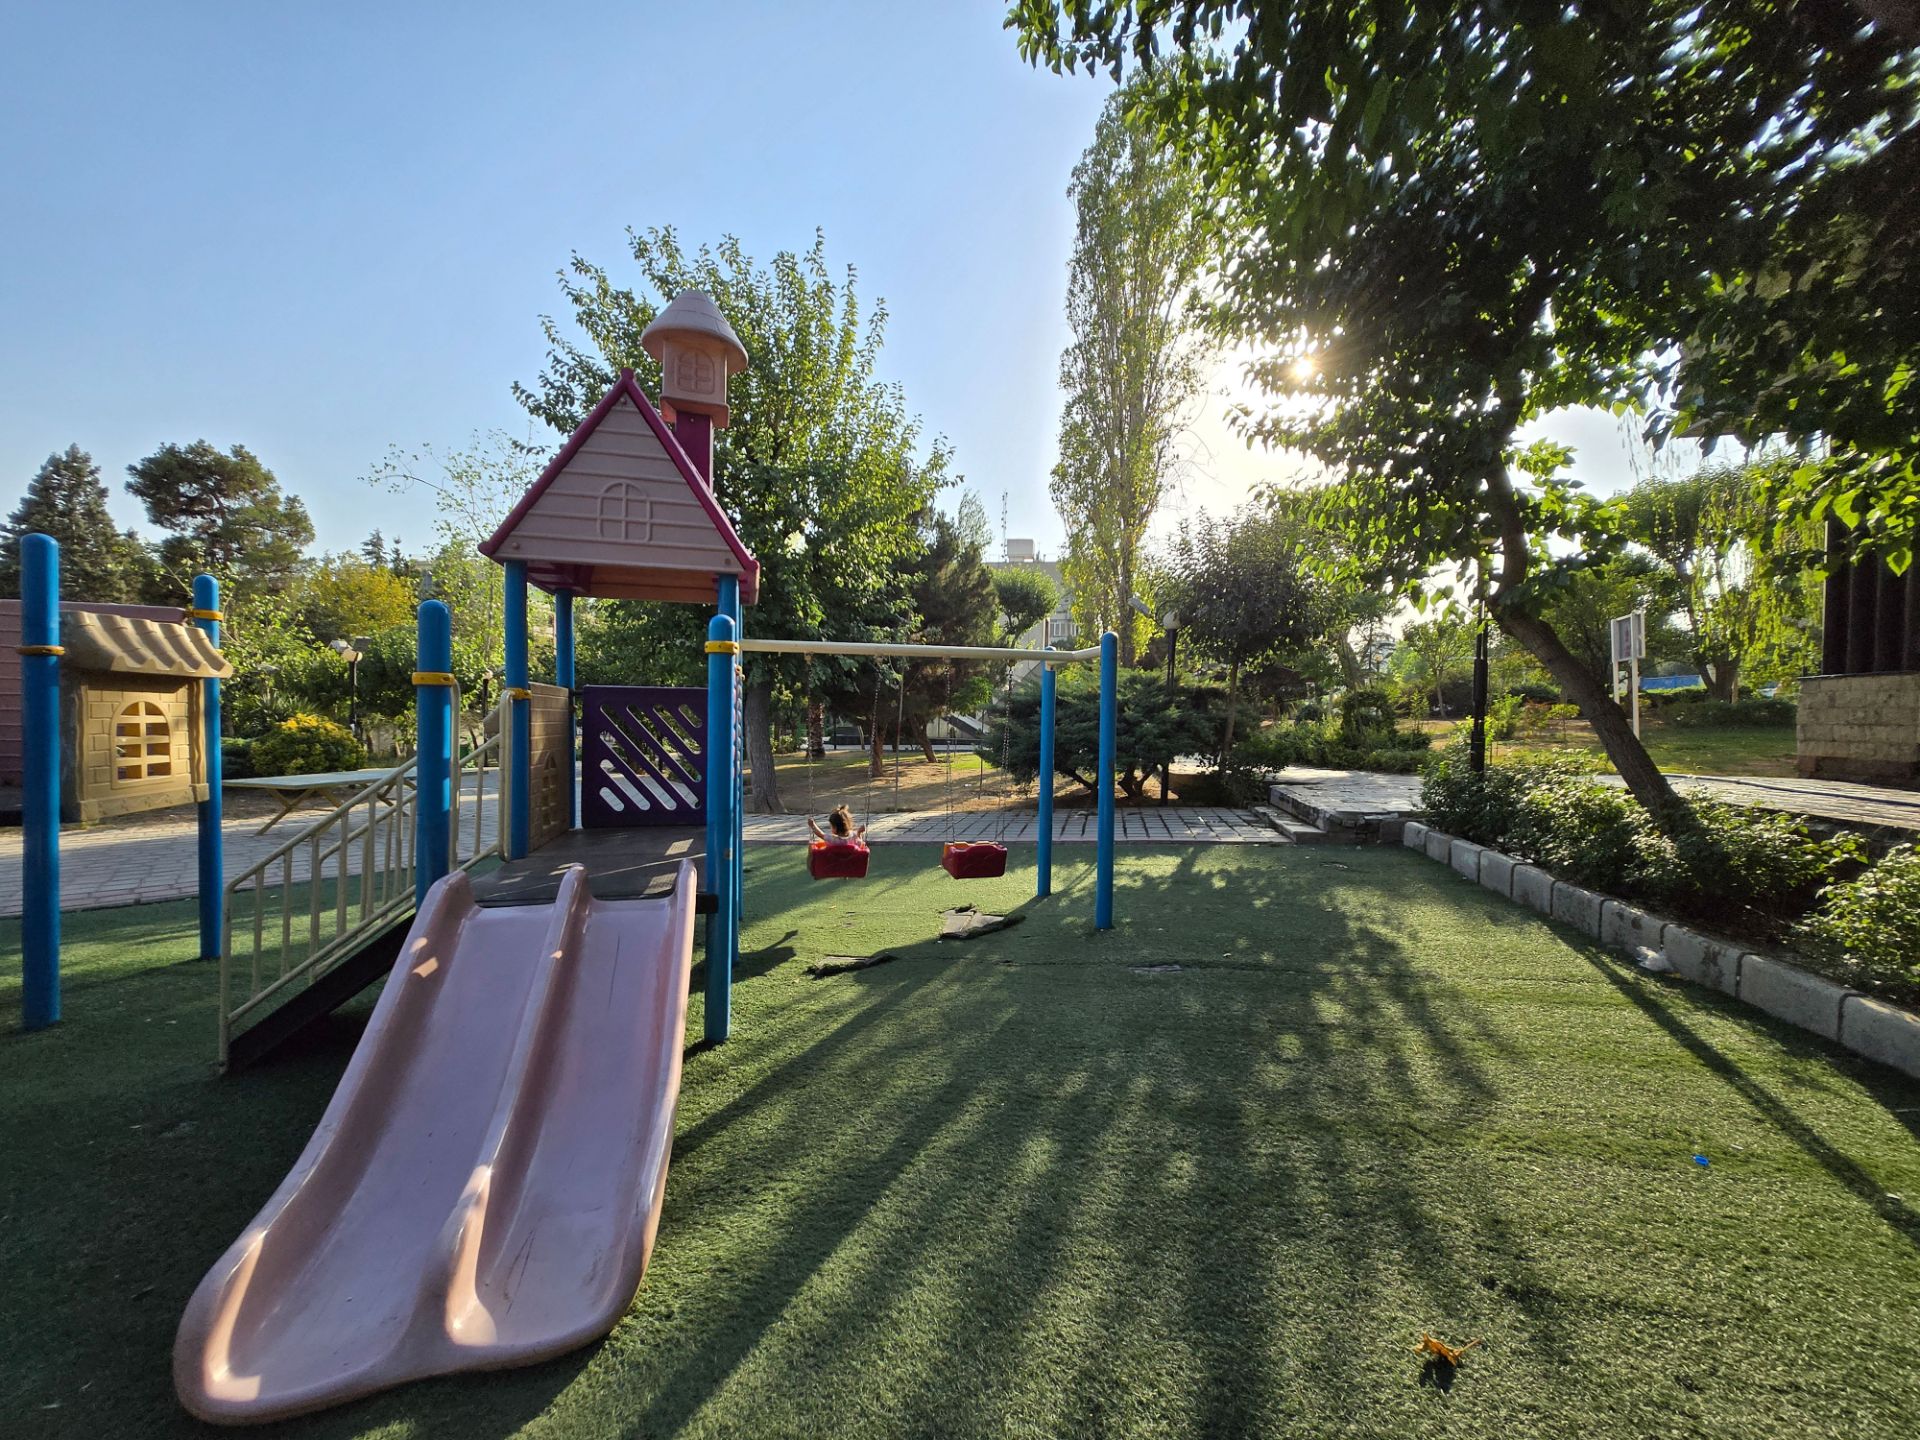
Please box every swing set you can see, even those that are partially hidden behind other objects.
[798,648,1028,882]
[701,627,1119,1031]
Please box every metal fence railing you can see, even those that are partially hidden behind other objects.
[217,702,509,1066]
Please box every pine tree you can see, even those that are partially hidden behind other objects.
[127,440,314,589]
[0,445,151,600]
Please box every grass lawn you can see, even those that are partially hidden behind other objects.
[5,844,1920,1438]
[1480,719,1799,778]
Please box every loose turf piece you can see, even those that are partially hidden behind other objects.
[806,953,899,979]
[938,906,1025,941]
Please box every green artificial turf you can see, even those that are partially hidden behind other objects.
[5,844,1920,1438]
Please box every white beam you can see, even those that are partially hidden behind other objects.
[737,637,1098,664]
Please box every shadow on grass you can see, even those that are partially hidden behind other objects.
[1573,944,1920,1250]
[8,846,1920,1437]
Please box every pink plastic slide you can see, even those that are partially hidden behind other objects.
[174,861,696,1425]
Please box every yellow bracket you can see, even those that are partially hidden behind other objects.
[16,644,65,656]
[704,640,740,654]
[185,607,224,622]
[505,686,532,700]
[411,671,457,686]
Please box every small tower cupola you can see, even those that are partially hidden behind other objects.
[639,291,749,428]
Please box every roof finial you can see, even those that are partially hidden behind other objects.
[640,291,749,429]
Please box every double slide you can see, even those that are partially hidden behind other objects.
[174,862,697,1425]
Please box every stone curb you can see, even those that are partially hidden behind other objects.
[1400,824,1920,1081]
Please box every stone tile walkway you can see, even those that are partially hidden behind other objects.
[1269,765,1920,834]
[0,796,1277,917]
[0,775,503,919]
[742,807,1280,845]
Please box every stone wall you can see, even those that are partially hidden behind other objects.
[1797,672,1920,783]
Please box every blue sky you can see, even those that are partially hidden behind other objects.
[1,2,1654,567]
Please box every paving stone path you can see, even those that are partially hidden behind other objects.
[0,775,504,919]
[0,795,1278,917]
[1269,765,1920,834]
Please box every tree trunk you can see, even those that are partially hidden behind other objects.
[1481,450,1684,827]
[744,674,782,814]
[914,717,936,763]
[1335,636,1365,688]
[1117,552,1137,666]
[1498,607,1684,824]
[806,699,825,760]
[1221,661,1241,763]
[1702,657,1739,702]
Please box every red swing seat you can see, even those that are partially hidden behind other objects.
[941,841,1008,879]
[808,838,871,880]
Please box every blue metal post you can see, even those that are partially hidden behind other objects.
[192,575,223,960]
[1036,651,1057,899]
[503,560,531,860]
[554,588,577,830]
[415,600,454,905]
[1095,630,1117,930]
[20,534,61,1030]
[718,576,743,946]
[704,613,738,1043]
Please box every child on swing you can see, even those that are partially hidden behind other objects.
[807,804,867,847]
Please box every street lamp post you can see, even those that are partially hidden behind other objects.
[1159,607,1181,806]
[329,638,365,739]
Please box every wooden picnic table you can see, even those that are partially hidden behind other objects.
[225,768,403,834]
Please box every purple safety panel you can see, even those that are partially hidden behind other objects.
[580,685,709,828]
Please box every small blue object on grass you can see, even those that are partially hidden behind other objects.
[1693,1154,1710,1167]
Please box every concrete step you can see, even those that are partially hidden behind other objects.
[1253,805,1330,845]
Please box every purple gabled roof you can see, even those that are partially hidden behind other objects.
[479,369,760,604]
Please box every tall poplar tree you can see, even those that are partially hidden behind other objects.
[1051,86,1212,665]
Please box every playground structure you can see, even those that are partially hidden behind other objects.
[12,293,1121,1422]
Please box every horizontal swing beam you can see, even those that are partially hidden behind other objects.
[737,638,1100,664]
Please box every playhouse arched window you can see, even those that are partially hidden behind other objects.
[596,482,654,542]
[114,699,174,783]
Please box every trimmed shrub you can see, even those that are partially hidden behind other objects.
[221,737,258,781]
[1420,740,1855,931]
[249,714,367,777]
[1239,716,1433,776]
[1666,696,1796,728]
[1338,686,1397,742]
[1796,845,1920,1003]
[1505,682,1559,704]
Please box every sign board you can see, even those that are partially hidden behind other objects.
[1610,611,1646,667]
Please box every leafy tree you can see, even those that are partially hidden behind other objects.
[368,434,551,691]
[516,228,944,811]
[1160,505,1330,759]
[992,564,1059,644]
[1530,555,1686,697]
[1051,84,1212,665]
[898,512,998,759]
[296,555,420,646]
[951,491,995,556]
[126,440,312,591]
[1621,458,1822,699]
[1262,486,1395,688]
[1009,1,1919,824]
[0,446,150,601]
[1391,614,1478,720]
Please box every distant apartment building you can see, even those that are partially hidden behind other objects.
[999,538,1078,681]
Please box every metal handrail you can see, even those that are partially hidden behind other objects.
[217,699,511,1065]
